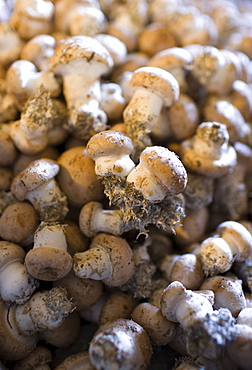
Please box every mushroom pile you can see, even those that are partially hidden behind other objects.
[0,0,252,369]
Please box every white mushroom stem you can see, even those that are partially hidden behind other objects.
[73,247,112,281]
[8,287,73,335]
[26,178,67,220]
[95,154,135,178]
[33,223,68,252]
[123,87,165,133]
[0,262,38,304]
[62,67,102,109]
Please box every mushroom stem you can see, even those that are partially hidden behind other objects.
[26,178,68,221]
[8,287,73,335]
[63,73,101,109]
[0,262,38,304]
[124,87,164,134]
[74,247,111,281]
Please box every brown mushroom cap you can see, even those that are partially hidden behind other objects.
[25,246,73,281]
[140,146,188,196]
[130,66,180,107]
[54,351,95,370]
[49,35,114,77]
[0,298,38,361]
[10,158,60,201]
[89,318,152,370]
[13,346,52,370]
[87,130,134,160]
[160,281,187,322]
[0,241,25,270]
[0,202,39,245]
[57,146,104,208]
[54,269,103,311]
[148,47,193,70]
[90,233,134,287]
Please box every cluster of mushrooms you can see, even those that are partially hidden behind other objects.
[0,0,252,368]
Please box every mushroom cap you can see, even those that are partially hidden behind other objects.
[140,146,188,196]
[89,318,152,370]
[148,47,193,70]
[54,351,94,370]
[49,35,114,76]
[216,220,252,260]
[180,122,237,178]
[20,34,56,68]
[13,346,52,370]
[54,269,103,311]
[10,158,60,201]
[160,281,187,322]
[0,202,39,245]
[0,299,38,361]
[87,130,134,159]
[25,246,73,281]
[0,241,25,270]
[90,233,134,287]
[130,66,180,107]
[57,146,104,208]
[94,34,127,66]
[79,201,103,238]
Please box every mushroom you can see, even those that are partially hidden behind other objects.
[53,269,103,311]
[20,34,56,71]
[54,351,95,370]
[49,35,114,139]
[147,47,193,92]
[89,319,152,370]
[131,302,177,346]
[226,324,252,370]
[73,232,134,287]
[57,146,104,208]
[0,22,24,68]
[99,290,138,326]
[180,121,237,178]
[6,59,61,110]
[0,201,39,246]
[13,346,52,370]
[9,0,54,40]
[0,286,73,361]
[0,241,39,304]
[10,88,67,155]
[126,145,187,203]
[79,201,129,237]
[158,253,204,290]
[86,130,135,177]
[123,66,180,157]
[10,158,68,221]
[0,123,18,167]
[200,275,246,317]
[160,281,236,360]
[100,82,126,121]
[25,221,73,281]
[199,220,252,275]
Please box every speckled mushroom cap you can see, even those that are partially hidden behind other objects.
[0,241,25,270]
[0,298,38,361]
[25,245,73,281]
[87,130,134,159]
[57,146,104,208]
[13,0,54,21]
[89,318,152,370]
[139,146,188,196]
[49,35,114,77]
[10,158,60,201]
[216,220,252,260]
[89,233,134,287]
[54,351,95,370]
[180,122,237,178]
[13,346,52,370]
[148,47,193,70]
[129,66,180,107]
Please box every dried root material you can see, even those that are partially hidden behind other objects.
[101,175,185,235]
